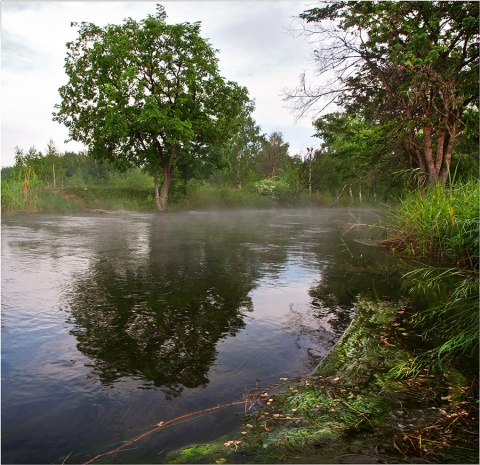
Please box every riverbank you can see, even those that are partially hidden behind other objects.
[1,185,353,214]
[166,300,478,464]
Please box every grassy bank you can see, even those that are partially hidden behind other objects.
[1,182,340,214]
[166,300,478,464]
[0,183,156,213]
[382,179,479,374]
[383,179,479,270]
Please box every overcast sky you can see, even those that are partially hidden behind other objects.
[1,1,320,168]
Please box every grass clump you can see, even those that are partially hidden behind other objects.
[399,266,479,373]
[385,179,479,270]
[381,177,479,385]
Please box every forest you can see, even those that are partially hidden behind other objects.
[2,3,479,214]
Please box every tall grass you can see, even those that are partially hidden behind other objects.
[385,178,479,374]
[1,180,26,213]
[386,178,479,269]
[402,266,479,370]
[1,179,79,213]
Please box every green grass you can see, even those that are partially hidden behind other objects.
[386,178,479,269]
[1,181,155,213]
[1,181,80,213]
[383,178,479,373]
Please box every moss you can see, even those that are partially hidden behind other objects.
[166,443,222,464]
[166,301,479,464]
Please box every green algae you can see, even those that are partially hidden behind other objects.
[166,301,479,464]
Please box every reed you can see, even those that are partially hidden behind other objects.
[386,178,479,269]
[385,178,479,373]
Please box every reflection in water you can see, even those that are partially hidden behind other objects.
[66,246,253,396]
[309,236,401,336]
[66,221,259,397]
[1,209,402,464]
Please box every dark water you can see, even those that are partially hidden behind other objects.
[2,209,400,464]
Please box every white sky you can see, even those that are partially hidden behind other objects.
[1,1,320,168]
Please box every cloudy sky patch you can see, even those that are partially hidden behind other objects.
[1,1,319,167]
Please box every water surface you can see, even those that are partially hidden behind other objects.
[2,209,400,463]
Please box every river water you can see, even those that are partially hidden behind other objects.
[2,209,401,464]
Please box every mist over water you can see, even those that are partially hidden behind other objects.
[1,209,400,463]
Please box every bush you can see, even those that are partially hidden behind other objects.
[253,178,292,203]
[182,180,275,210]
[107,169,154,190]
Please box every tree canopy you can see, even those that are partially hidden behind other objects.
[287,1,479,187]
[53,5,250,211]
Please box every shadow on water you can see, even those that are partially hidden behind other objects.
[65,214,262,398]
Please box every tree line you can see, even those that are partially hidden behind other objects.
[3,2,478,212]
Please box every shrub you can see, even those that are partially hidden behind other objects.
[253,178,292,203]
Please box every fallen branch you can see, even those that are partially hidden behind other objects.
[82,400,244,464]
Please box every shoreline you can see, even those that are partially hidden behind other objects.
[166,300,479,464]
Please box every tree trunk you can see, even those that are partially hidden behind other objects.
[152,145,178,212]
[439,122,457,184]
[152,168,163,211]
[290,158,308,205]
[308,155,312,196]
[422,126,437,187]
[236,149,242,189]
[158,167,172,212]
[152,167,172,212]
[417,123,457,188]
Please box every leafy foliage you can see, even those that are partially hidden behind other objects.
[53,5,250,211]
[312,113,413,200]
[289,1,479,187]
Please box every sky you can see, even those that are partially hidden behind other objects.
[1,1,320,168]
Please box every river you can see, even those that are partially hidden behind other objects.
[1,209,401,464]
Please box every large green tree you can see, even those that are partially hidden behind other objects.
[225,100,264,189]
[312,113,412,199]
[53,6,249,211]
[287,1,479,188]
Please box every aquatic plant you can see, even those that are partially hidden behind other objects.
[398,266,479,372]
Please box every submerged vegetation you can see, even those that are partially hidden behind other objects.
[166,302,478,464]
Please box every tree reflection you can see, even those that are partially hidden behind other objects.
[66,215,262,398]
[309,238,402,335]
[64,211,402,399]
